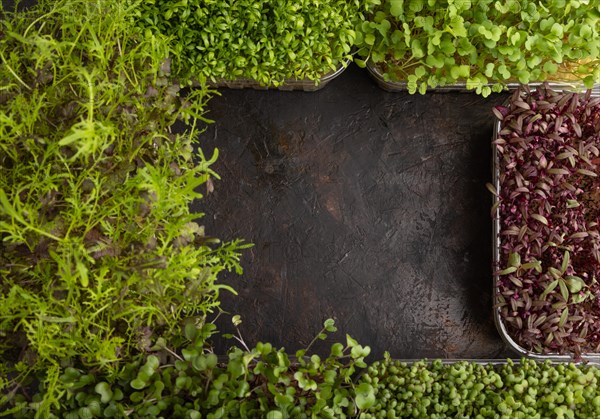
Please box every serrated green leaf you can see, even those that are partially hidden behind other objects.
[414,66,427,78]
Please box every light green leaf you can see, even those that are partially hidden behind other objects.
[551,23,564,38]
[377,19,391,37]
[330,342,344,357]
[498,266,517,275]
[565,276,585,294]
[414,66,427,78]
[543,61,558,74]
[411,39,425,58]
[558,307,569,327]
[540,279,559,300]
[354,58,367,68]
[346,334,359,347]
[561,251,570,274]
[95,382,113,403]
[508,253,521,268]
[355,383,375,410]
[390,0,405,17]
[324,318,336,332]
[266,411,283,419]
[558,278,570,301]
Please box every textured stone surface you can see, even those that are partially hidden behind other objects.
[192,64,515,360]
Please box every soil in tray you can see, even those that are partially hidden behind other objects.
[191,63,515,360]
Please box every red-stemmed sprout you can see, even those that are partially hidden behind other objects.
[492,84,600,356]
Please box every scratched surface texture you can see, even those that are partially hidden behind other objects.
[191,64,515,360]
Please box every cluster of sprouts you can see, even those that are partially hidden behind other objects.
[493,85,600,355]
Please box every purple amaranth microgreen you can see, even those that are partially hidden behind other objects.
[492,84,600,356]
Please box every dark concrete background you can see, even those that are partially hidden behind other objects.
[192,63,516,360]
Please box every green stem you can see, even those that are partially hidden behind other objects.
[0,50,31,91]
[304,326,327,354]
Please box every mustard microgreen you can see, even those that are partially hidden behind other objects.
[5,319,371,418]
[354,0,600,96]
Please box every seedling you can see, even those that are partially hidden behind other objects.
[354,0,600,96]
[492,84,600,355]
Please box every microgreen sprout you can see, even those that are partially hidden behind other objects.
[134,0,378,87]
[493,84,600,356]
[358,356,600,418]
[354,0,600,96]
[5,319,371,418]
[0,0,249,413]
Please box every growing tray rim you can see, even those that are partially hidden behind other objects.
[362,357,600,367]
[206,59,350,91]
[367,60,600,94]
[492,87,600,363]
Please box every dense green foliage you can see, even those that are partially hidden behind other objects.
[358,355,600,418]
[0,0,248,414]
[4,0,600,417]
[134,0,376,86]
[354,0,600,96]
[6,319,372,418]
